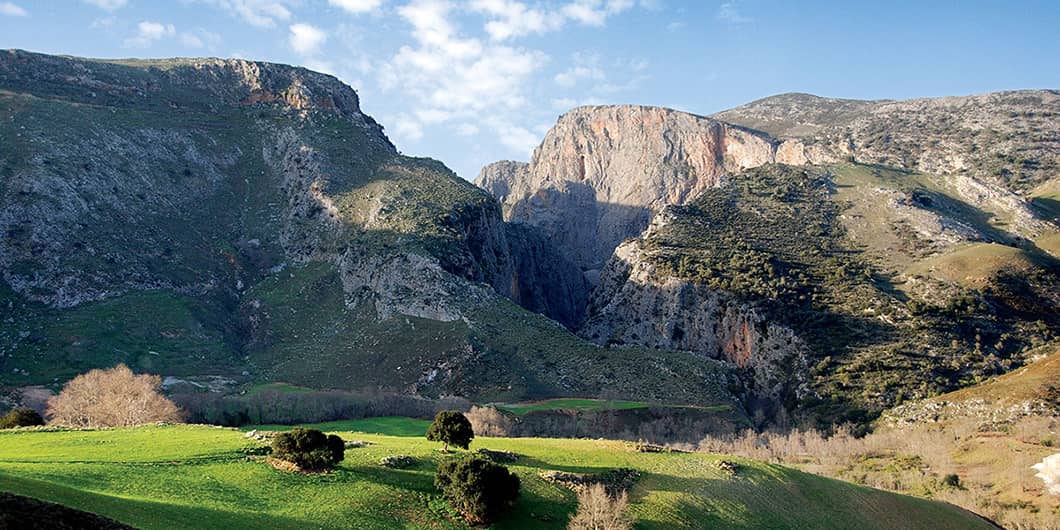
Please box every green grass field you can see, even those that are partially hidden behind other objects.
[0,419,994,529]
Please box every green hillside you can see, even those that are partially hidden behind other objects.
[640,163,1059,423]
[0,422,994,529]
[0,50,743,411]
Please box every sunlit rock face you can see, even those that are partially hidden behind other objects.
[477,105,831,273]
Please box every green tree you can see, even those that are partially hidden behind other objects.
[271,428,345,470]
[0,408,44,429]
[426,410,474,451]
[435,457,520,525]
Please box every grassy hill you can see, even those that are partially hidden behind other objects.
[0,421,995,529]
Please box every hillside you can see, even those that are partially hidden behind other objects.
[0,50,742,411]
[478,96,1059,426]
[0,421,997,529]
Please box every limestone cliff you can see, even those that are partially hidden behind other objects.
[476,105,830,272]
[582,225,809,403]
[0,50,738,408]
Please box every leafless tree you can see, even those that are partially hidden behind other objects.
[466,405,514,437]
[46,364,183,427]
[568,483,634,530]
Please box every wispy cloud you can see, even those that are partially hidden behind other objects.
[197,0,294,28]
[471,0,638,41]
[0,2,27,16]
[328,0,385,14]
[554,52,604,87]
[123,21,176,48]
[83,0,127,10]
[180,28,223,51]
[716,2,751,24]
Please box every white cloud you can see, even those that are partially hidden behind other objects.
[561,0,633,27]
[666,20,685,31]
[470,0,562,41]
[470,0,637,41]
[717,2,751,24]
[198,0,293,28]
[179,29,222,50]
[554,52,604,87]
[486,117,539,155]
[289,23,328,55]
[328,0,385,14]
[455,123,479,136]
[392,113,424,141]
[90,16,116,28]
[378,0,550,155]
[83,0,127,10]
[0,2,27,16]
[124,21,176,48]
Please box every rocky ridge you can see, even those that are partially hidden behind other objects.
[0,50,738,408]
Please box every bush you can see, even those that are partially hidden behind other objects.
[568,483,634,530]
[435,457,520,525]
[271,428,345,471]
[0,408,44,429]
[427,410,474,451]
[941,473,961,489]
[46,364,183,428]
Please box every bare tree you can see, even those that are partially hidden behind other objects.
[568,483,634,530]
[466,406,513,437]
[46,364,183,427]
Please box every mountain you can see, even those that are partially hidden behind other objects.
[0,50,742,411]
[478,94,1059,424]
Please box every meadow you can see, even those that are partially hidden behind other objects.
[0,417,995,529]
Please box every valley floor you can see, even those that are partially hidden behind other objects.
[0,419,994,529]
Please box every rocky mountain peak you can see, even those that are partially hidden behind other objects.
[476,104,826,271]
[0,49,387,144]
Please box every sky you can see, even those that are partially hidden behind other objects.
[2,1,1059,180]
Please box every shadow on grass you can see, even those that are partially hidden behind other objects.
[0,473,331,530]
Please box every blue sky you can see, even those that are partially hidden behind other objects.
[2,1,1059,180]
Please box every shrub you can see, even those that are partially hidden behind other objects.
[271,428,345,471]
[466,405,513,437]
[0,408,44,429]
[427,410,474,451]
[435,457,520,525]
[568,483,634,530]
[941,473,961,489]
[46,364,183,428]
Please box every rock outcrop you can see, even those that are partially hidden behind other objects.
[0,50,741,407]
[582,234,809,402]
[716,91,1060,234]
[476,105,831,272]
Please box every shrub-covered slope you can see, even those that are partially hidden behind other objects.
[0,50,738,410]
[583,164,1059,424]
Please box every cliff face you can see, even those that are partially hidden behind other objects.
[0,51,742,408]
[476,105,831,272]
[582,232,809,403]
[478,96,1059,422]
